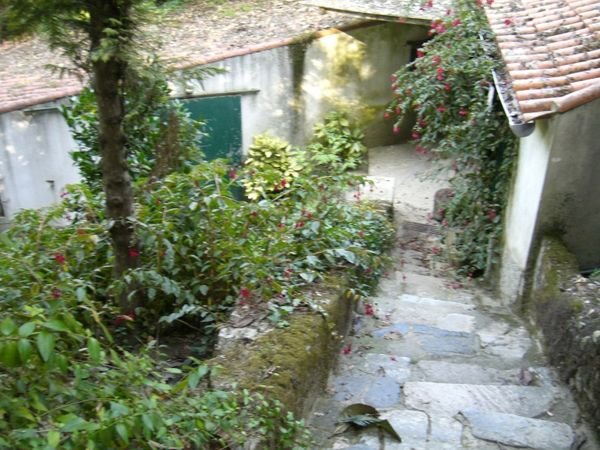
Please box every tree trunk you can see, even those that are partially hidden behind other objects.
[89,0,138,310]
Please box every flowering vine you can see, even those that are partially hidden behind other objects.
[386,0,517,276]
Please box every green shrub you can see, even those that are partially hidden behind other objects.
[385,0,517,276]
[242,133,306,200]
[308,111,367,173]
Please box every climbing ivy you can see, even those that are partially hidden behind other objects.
[386,0,517,276]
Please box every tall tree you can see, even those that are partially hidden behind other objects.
[0,0,147,306]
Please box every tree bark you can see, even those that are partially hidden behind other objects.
[89,0,138,310]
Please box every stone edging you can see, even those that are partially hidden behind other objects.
[529,236,600,435]
[209,275,355,418]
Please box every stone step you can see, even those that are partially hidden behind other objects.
[377,270,476,304]
[458,409,575,450]
[411,361,528,385]
[371,293,477,330]
[404,381,556,418]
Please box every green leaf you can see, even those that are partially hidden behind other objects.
[18,322,36,337]
[0,318,17,336]
[378,419,402,442]
[116,423,129,443]
[47,430,61,448]
[142,414,155,433]
[87,337,101,363]
[1,341,19,367]
[36,331,56,362]
[43,319,69,332]
[61,415,88,432]
[17,338,33,363]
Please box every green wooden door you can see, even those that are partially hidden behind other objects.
[180,95,242,163]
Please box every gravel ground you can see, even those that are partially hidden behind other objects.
[0,1,353,111]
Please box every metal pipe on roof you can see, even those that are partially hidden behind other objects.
[492,69,535,138]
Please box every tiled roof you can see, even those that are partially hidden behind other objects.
[485,0,600,123]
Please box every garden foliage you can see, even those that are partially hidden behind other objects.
[0,106,391,447]
[386,0,517,275]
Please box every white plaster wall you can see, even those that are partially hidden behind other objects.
[301,23,428,146]
[0,105,80,220]
[499,96,600,302]
[498,121,552,302]
[175,22,427,153]
[173,46,296,153]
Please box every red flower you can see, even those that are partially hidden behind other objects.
[486,0,494,4]
[295,221,305,229]
[416,49,425,58]
[452,19,461,27]
[342,343,352,355]
[240,287,251,299]
[228,168,237,179]
[393,125,401,135]
[432,55,441,65]
[115,312,135,327]
[54,253,66,265]
[504,18,513,26]
[128,248,140,258]
[395,106,402,115]
[437,105,446,113]
[418,119,427,128]
[411,131,421,140]
[364,303,374,316]
[51,288,62,299]
[443,83,451,92]
[446,8,453,15]
[459,108,468,117]
[384,111,391,120]
[436,74,445,81]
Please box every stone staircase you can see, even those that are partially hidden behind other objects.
[309,186,597,449]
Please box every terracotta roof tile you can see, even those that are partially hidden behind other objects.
[485,0,600,122]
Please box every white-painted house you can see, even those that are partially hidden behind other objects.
[484,0,600,302]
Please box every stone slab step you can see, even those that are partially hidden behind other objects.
[459,409,575,450]
[371,293,477,332]
[404,382,555,417]
[412,361,524,385]
[372,322,479,356]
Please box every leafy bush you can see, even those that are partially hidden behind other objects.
[242,133,306,200]
[0,158,392,448]
[385,0,517,276]
[308,111,367,173]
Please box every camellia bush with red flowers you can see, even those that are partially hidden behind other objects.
[386,0,517,276]
[0,120,391,448]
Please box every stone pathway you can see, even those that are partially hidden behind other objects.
[309,145,597,449]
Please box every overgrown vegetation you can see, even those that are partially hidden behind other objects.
[386,0,517,276]
[0,98,390,446]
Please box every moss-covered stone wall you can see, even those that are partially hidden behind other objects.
[529,236,600,435]
[209,276,354,419]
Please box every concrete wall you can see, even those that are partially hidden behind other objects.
[173,22,428,151]
[0,103,81,221]
[499,96,600,302]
